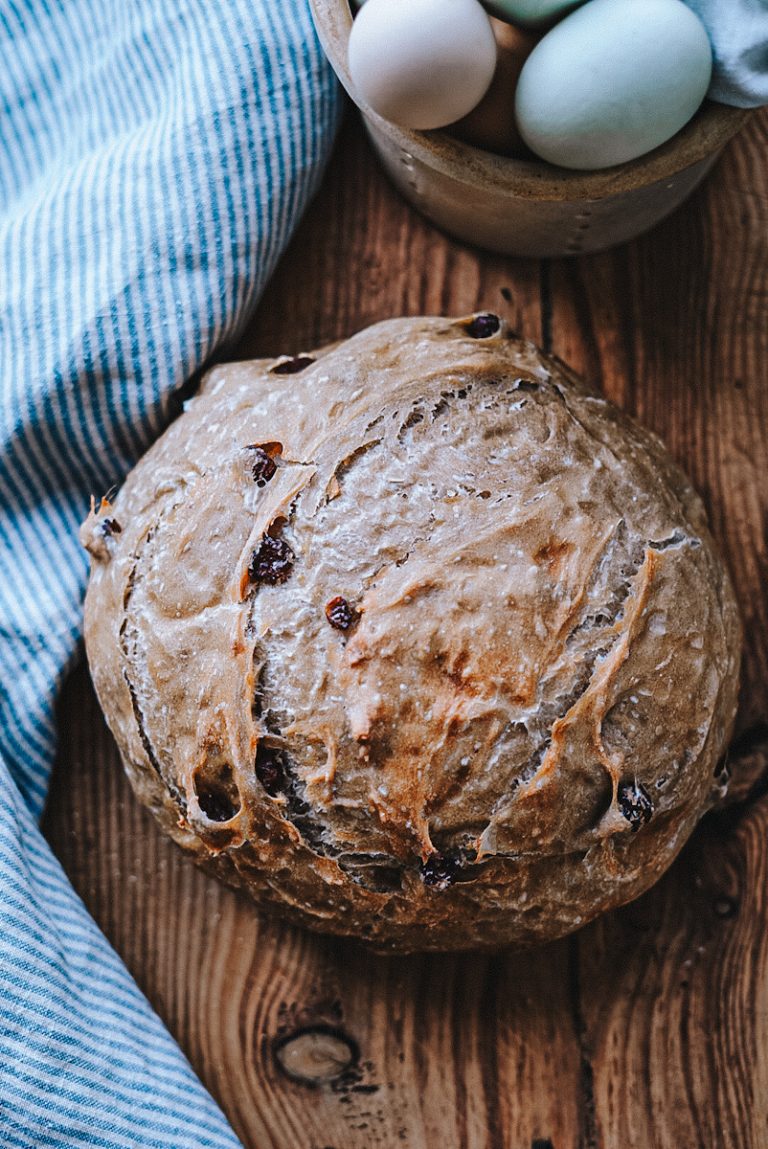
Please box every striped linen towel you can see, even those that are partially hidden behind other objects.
[0,0,339,1144]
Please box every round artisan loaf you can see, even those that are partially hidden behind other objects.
[81,314,741,951]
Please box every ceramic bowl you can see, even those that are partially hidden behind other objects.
[309,0,750,257]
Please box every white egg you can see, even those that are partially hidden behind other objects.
[481,0,585,28]
[348,0,497,131]
[515,0,712,170]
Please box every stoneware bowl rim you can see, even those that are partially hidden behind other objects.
[310,0,751,202]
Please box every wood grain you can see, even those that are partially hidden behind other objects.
[46,107,768,1148]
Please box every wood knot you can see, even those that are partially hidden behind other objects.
[273,1025,358,1087]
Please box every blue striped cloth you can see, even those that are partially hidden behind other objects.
[0,1,339,1143]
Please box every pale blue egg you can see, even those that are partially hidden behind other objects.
[481,0,585,28]
[515,0,712,170]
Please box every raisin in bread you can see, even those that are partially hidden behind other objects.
[81,315,741,951]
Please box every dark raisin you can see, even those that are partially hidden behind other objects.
[249,535,294,585]
[420,852,460,889]
[617,781,653,831]
[532,1140,555,1149]
[466,313,500,339]
[256,743,286,796]
[249,447,277,486]
[197,786,238,822]
[100,517,122,536]
[271,355,315,375]
[325,596,358,631]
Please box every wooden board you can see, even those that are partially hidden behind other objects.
[47,108,768,1149]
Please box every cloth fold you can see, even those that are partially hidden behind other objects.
[0,1,339,1144]
[687,0,768,107]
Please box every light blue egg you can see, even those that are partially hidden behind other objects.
[481,0,585,28]
[515,0,712,170]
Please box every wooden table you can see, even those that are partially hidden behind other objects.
[47,107,768,1149]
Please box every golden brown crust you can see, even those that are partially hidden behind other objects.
[81,316,741,951]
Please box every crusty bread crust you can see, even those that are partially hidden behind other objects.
[81,316,741,951]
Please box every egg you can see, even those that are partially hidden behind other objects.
[514,0,712,170]
[348,0,497,131]
[481,0,585,28]
[451,20,540,156]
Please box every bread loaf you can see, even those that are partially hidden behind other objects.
[81,315,741,951]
